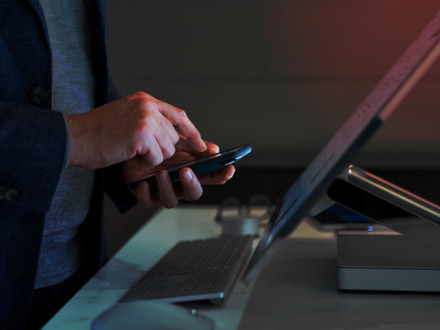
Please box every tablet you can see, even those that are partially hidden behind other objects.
[128,144,252,190]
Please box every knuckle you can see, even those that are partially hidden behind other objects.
[151,152,163,167]
[171,131,179,145]
[129,91,149,104]
[139,98,155,113]
[127,92,158,116]
[131,124,151,154]
[129,141,141,158]
[176,108,188,121]
[131,93,157,112]
[140,147,163,168]
[132,91,149,99]
[162,145,175,160]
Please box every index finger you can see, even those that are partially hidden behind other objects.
[157,102,207,152]
[176,137,219,157]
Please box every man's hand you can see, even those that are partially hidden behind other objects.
[65,92,207,169]
[123,139,235,208]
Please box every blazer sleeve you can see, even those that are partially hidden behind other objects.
[0,101,67,213]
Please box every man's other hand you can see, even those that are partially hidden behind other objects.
[123,139,235,208]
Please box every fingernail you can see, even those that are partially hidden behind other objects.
[158,171,168,184]
[200,140,207,151]
[211,144,220,153]
[182,169,193,183]
[141,182,149,194]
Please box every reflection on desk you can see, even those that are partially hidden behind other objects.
[44,206,440,330]
[240,238,440,329]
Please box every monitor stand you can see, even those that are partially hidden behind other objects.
[326,165,440,292]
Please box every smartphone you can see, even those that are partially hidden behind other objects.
[129,144,252,190]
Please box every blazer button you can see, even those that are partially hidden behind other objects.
[30,86,49,105]
[0,188,19,202]
[5,189,19,202]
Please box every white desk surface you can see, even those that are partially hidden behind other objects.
[44,206,440,330]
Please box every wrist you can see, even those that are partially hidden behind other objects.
[61,115,72,168]
[65,114,84,167]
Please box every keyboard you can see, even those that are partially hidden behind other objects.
[120,235,254,305]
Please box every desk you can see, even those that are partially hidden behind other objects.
[44,206,440,329]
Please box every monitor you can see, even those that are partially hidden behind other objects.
[243,10,440,281]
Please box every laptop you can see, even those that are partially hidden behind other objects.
[120,10,440,304]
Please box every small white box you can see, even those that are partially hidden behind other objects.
[337,231,440,292]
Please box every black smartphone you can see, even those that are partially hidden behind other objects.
[129,144,252,190]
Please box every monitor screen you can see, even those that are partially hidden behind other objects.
[243,10,440,281]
